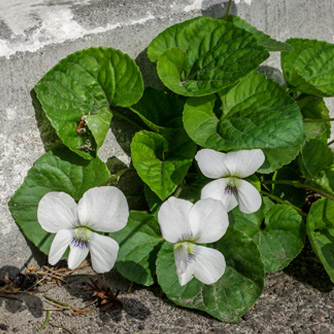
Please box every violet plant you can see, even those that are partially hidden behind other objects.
[9,4,334,322]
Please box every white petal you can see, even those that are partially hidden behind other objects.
[78,186,129,232]
[89,233,119,273]
[48,229,72,266]
[193,246,226,285]
[174,243,188,275]
[37,192,78,233]
[222,149,265,178]
[178,261,196,286]
[201,179,238,212]
[237,179,262,214]
[195,149,230,178]
[158,197,193,243]
[68,241,89,270]
[174,244,197,286]
[188,199,229,243]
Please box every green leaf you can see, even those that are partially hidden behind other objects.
[308,167,334,196]
[303,122,330,142]
[110,211,163,286]
[229,202,305,273]
[298,139,333,178]
[156,227,264,322]
[183,95,221,148]
[259,144,302,174]
[307,198,334,283]
[226,15,292,52]
[148,16,268,96]
[183,71,303,151]
[282,38,334,97]
[85,107,112,149]
[131,130,197,200]
[8,148,110,255]
[297,96,331,141]
[35,47,144,159]
[130,87,185,135]
[144,185,163,213]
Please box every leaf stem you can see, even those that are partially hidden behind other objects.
[43,295,78,310]
[50,324,73,334]
[262,180,334,201]
[224,0,233,19]
[303,118,334,123]
[261,190,307,218]
[328,139,334,146]
[100,168,129,186]
[38,310,50,332]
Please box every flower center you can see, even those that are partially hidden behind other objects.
[224,177,239,196]
[174,241,197,264]
[71,226,92,249]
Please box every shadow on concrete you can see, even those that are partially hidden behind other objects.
[109,112,143,157]
[202,0,238,18]
[284,241,334,293]
[135,48,163,90]
[63,273,151,325]
[0,266,43,318]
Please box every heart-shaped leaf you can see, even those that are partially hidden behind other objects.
[130,87,185,136]
[282,38,334,97]
[8,148,110,255]
[148,16,268,97]
[298,139,333,179]
[156,227,264,322]
[307,198,334,283]
[226,15,292,52]
[183,71,303,152]
[297,96,331,141]
[131,130,197,200]
[307,168,334,197]
[229,201,305,273]
[110,211,163,286]
[259,144,303,174]
[35,47,144,159]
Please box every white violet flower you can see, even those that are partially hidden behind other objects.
[37,186,129,273]
[158,196,228,286]
[195,149,265,214]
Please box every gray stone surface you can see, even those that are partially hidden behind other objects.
[1,0,334,332]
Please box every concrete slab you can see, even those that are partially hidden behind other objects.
[1,0,334,331]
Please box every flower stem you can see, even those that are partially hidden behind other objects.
[174,180,186,198]
[328,139,334,146]
[127,281,134,293]
[261,190,307,217]
[262,180,334,201]
[303,118,334,123]
[224,0,233,19]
